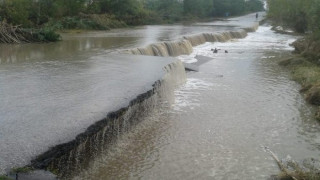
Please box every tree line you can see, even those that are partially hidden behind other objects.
[267,0,320,37]
[0,0,264,30]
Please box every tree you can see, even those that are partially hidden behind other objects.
[267,0,317,33]
[0,0,33,27]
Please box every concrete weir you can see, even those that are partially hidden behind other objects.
[0,55,186,177]
[122,24,258,57]
[32,59,186,178]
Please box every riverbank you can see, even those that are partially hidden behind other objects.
[279,38,320,121]
[0,21,61,43]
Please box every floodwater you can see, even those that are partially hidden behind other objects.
[0,12,254,174]
[1,12,320,179]
[0,54,180,173]
[0,24,234,65]
[73,26,320,179]
[0,13,263,64]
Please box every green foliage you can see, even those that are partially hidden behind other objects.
[267,0,320,35]
[185,0,263,17]
[146,0,184,23]
[184,0,213,17]
[309,0,320,38]
[0,175,12,180]
[10,166,33,174]
[87,14,127,29]
[0,0,33,27]
[45,14,127,30]
[58,17,103,30]
[0,0,264,31]
[38,28,61,42]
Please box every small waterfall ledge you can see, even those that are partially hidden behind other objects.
[121,22,260,57]
[30,60,186,179]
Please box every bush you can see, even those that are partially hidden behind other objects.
[39,28,61,42]
[0,175,12,180]
[267,0,320,35]
[45,15,127,30]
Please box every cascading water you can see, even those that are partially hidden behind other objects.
[30,60,186,179]
[67,24,320,180]
[151,43,170,57]
[124,27,254,57]
[4,12,303,180]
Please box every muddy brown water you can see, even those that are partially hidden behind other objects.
[72,26,320,180]
[1,13,319,180]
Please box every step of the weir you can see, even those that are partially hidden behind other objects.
[0,54,183,174]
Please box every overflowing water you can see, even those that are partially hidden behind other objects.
[72,25,320,180]
[0,55,184,174]
[1,12,320,180]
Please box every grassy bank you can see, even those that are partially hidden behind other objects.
[0,176,11,180]
[279,38,320,121]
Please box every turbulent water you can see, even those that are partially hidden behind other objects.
[72,25,320,180]
[1,12,320,180]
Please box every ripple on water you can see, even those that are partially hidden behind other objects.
[73,25,320,180]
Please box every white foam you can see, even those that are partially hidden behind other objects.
[172,78,214,111]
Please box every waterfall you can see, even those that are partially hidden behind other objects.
[137,45,155,56]
[243,22,259,32]
[184,34,207,46]
[164,40,193,57]
[123,24,258,57]
[31,60,186,179]
[151,43,170,57]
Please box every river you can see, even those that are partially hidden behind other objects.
[74,23,320,179]
[1,13,320,179]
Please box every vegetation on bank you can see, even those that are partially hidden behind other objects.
[0,176,11,180]
[0,21,60,43]
[279,39,320,121]
[268,1,320,179]
[267,0,320,36]
[268,0,320,121]
[0,0,263,43]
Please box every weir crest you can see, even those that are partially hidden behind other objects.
[121,24,257,57]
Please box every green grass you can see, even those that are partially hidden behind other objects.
[0,175,12,180]
[279,56,320,86]
[291,64,320,86]
[279,56,320,120]
[10,166,33,174]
